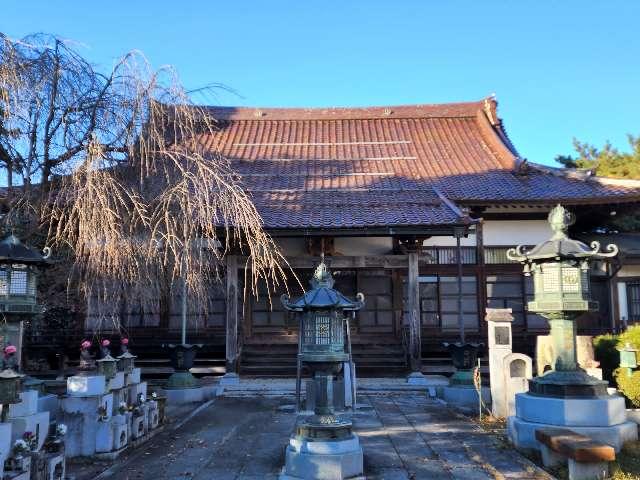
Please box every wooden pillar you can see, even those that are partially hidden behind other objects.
[456,231,465,344]
[407,251,421,372]
[475,221,487,336]
[225,255,239,373]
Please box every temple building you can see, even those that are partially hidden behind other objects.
[84,98,640,376]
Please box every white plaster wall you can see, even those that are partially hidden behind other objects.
[483,220,552,245]
[423,220,552,247]
[618,265,640,278]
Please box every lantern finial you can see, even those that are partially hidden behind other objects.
[311,256,334,289]
[548,204,575,240]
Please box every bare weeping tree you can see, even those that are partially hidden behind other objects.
[0,33,287,332]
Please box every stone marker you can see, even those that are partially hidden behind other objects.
[486,308,515,418]
[502,353,532,417]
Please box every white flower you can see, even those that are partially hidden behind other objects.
[56,424,68,436]
[151,392,158,399]
[13,439,29,453]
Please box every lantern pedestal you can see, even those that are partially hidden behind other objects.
[444,342,482,387]
[165,344,200,390]
[507,393,638,452]
[281,430,364,480]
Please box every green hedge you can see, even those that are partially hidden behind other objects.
[595,325,640,407]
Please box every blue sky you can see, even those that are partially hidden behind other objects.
[2,1,639,166]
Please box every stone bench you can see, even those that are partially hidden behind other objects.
[535,427,615,480]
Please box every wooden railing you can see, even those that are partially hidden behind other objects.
[423,246,477,265]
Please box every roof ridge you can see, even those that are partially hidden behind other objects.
[527,162,640,187]
[203,100,488,121]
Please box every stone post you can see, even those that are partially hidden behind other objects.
[485,308,514,418]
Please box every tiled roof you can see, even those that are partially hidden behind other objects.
[198,99,640,230]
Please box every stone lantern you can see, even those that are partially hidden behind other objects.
[0,235,50,396]
[96,355,118,380]
[506,205,638,453]
[0,235,51,315]
[280,258,365,480]
[117,351,136,374]
[0,367,24,422]
[507,204,618,397]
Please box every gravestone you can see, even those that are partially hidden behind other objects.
[502,353,532,417]
[485,308,514,418]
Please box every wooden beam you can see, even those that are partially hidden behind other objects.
[225,255,239,373]
[281,255,430,269]
[407,251,421,372]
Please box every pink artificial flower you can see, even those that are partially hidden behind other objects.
[81,340,91,350]
[121,338,129,345]
[4,345,17,355]
[101,339,110,347]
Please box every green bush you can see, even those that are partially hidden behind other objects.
[594,332,621,382]
[619,325,640,350]
[614,369,640,408]
[595,325,640,407]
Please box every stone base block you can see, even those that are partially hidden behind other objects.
[131,415,146,440]
[507,416,638,452]
[627,409,640,426]
[62,392,113,421]
[96,414,129,453]
[148,402,159,430]
[37,394,59,419]
[9,390,39,418]
[126,368,141,385]
[442,386,491,410]
[67,375,106,396]
[128,381,148,403]
[112,414,128,450]
[163,386,203,404]
[406,371,428,385]
[107,372,125,391]
[45,453,65,480]
[10,411,50,451]
[219,372,240,386]
[568,459,608,480]
[0,422,11,478]
[515,393,627,427]
[281,435,364,480]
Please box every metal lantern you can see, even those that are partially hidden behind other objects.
[507,204,618,397]
[96,354,118,380]
[0,368,24,422]
[619,343,638,370]
[0,235,50,315]
[117,351,136,373]
[281,258,363,420]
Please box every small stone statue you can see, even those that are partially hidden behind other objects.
[120,337,130,355]
[99,339,111,359]
[2,343,19,371]
[78,340,95,371]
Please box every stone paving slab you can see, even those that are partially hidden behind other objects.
[84,394,552,480]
